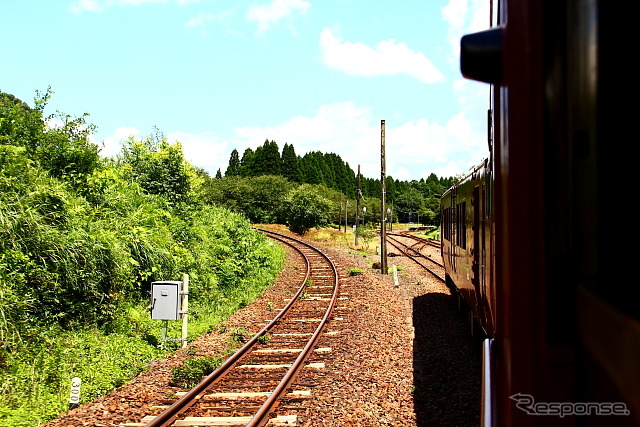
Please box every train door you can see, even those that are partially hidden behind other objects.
[472,184,485,323]
[450,189,457,273]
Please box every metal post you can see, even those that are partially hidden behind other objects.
[181,273,189,348]
[380,120,388,274]
[161,320,168,343]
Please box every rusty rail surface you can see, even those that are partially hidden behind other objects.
[139,229,340,427]
[386,233,445,283]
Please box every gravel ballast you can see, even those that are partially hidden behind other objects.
[43,230,481,427]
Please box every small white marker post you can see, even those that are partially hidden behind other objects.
[393,265,399,287]
[69,377,81,410]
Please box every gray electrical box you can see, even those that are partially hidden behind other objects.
[151,281,182,320]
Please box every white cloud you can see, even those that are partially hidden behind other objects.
[442,0,490,59]
[167,131,230,175]
[231,102,483,181]
[442,0,469,33]
[185,10,237,37]
[69,0,104,13]
[185,12,215,28]
[385,112,486,181]
[246,0,310,34]
[69,0,174,14]
[97,101,485,181]
[234,101,373,163]
[320,29,445,84]
[96,127,229,175]
[98,126,140,158]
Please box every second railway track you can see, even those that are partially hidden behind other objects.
[385,232,445,283]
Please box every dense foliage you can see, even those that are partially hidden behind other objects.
[0,89,283,426]
[283,184,334,235]
[218,139,456,226]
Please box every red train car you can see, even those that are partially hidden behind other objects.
[441,158,495,338]
[442,0,639,426]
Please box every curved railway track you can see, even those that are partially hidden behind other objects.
[133,229,340,427]
[393,231,441,252]
[385,232,445,283]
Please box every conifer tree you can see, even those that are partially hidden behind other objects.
[300,152,325,185]
[260,139,281,176]
[239,148,255,177]
[281,143,302,182]
[225,148,241,176]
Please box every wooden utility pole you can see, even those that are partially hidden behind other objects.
[339,194,343,232]
[355,165,361,246]
[344,200,348,233]
[380,120,388,274]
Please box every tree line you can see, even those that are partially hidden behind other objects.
[208,139,456,226]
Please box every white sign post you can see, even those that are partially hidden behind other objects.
[69,377,81,410]
[393,265,399,287]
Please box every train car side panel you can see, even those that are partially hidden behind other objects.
[460,0,640,425]
[441,160,495,337]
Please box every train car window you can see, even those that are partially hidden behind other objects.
[456,202,467,249]
[442,208,451,241]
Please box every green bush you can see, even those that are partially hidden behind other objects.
[170,356,222,388]
[284,184,333,235]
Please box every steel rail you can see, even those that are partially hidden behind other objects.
[144,231,316,427]
[386,235,445,283]
[387,233,444,268]
[144,228,339,427]
[248,228,339,426]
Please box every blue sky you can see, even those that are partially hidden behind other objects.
[1,0,489,181]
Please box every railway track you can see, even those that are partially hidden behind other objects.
[393,231,441,251]
[128,229,340,427]
[385,232,445,283]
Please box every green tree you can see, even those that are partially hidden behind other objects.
[0,90,44,149]
[0,88,100,187]
[225,149,241,176]
[300,152,325,185]
[281,143,302,182]
[256,139,281,176]
[201,175,294,223]
[395,187,424,223]
[118,135,193,204]
[284,184,333,235]
[246,175,294,223]
[239,148,255,177]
